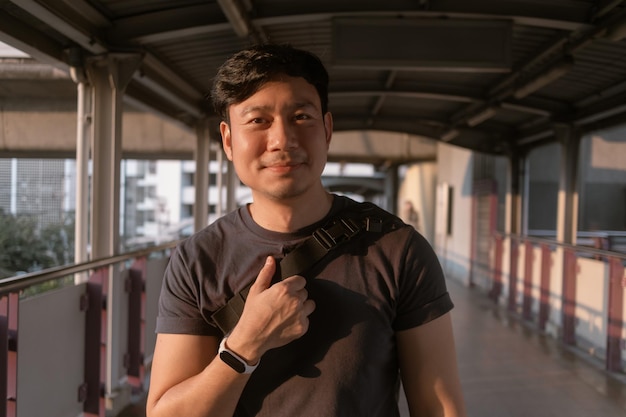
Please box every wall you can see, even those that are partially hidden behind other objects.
[434,143,474,285]
[397,161,437,243]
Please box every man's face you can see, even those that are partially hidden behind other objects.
[221,76,333,203]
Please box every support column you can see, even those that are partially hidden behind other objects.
[384,164,399,214]
[506,153,524,311]
[555,124,581,346]
[216,147,225,218]
[85,53,143,416]
[555,124,580,245]
[506,153,524,236]
[69,52,92,268]
[226,161,238,213]
[86,53,142,259]
[194,119,210,232]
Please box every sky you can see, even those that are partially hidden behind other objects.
[0,41,29,58]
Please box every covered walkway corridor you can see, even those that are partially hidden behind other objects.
[1,1,626,416]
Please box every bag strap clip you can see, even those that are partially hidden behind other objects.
[313,217,361,251]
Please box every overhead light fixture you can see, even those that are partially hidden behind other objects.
[513,56,574,99]
[466,107,497,127]
[441,129,459,142]
[217,0,250,37]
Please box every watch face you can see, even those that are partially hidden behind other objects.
[220,350,246,373]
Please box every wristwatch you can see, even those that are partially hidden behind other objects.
[218,337,259,374]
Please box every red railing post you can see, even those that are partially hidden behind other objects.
[562,248,577,345]
[606,257,625,372]
[538,244,552,331]
[127,257,147,387]
[523,240,534,321]
[83,268,107,417]
[0,294,18,417]
[0,311,6,417]
[490,234,504,302]
[508,238,519,313]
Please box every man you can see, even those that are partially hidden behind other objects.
[147,44,466,417]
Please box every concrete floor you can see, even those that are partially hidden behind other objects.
[446,279,626,417]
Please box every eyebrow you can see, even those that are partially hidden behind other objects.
[237,101,318,117]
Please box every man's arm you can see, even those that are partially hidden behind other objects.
[397,313,467,417]
[147,256,315,417]
[146,333,249,417]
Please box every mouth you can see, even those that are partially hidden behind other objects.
[264,161,303,174]
[262,155,306,173]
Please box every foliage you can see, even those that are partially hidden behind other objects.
[40,212,75,267]
[0,209,75,279]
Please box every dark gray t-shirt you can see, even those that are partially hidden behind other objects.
[157,195,453,416]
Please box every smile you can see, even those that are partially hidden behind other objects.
[265,162,302,173]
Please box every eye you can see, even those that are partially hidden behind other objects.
[244,116,268,126]
[294,113,311,121]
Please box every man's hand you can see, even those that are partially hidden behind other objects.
[225,256,316,363]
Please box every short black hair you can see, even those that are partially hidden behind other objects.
[211,44,329,121]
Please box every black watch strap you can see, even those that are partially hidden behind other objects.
[218,338,259,374]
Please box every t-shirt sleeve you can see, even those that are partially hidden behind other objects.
[155,245,222,336]
[393,230,454,331]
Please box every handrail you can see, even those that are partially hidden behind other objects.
[495,231,626,261]
[0,240,181,295]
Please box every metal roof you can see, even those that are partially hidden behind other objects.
[1,0,626,159]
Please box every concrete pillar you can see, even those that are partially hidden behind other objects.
[384,164,399,214]
[85,52,142,416]
[504,152,525,311]
[555,124,581,245]
[554,124,581,346]
[506,153,524,235]
[216,146,225,218]
[86,53,142,259]
[226,161,238,212]
[69,65,92,267]
[194,119,210,232]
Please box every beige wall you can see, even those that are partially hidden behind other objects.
[397,162,437,243]
[434,142,474,285]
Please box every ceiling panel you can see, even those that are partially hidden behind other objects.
[1,0,625,159]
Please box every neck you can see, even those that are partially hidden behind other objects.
[249,191,334,232]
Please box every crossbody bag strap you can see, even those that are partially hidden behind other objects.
[211,203,395,335]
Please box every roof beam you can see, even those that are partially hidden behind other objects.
[7,0,107,54]
[332,89,478,104]
[0,9,67,66]
[107,4,229,43]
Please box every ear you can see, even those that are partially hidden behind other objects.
[323,112,333,148]
[220,121,233,161]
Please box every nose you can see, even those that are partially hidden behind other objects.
[267,118,298,151]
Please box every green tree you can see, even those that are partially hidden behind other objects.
[41,213,75,267]
[0,209,54,279]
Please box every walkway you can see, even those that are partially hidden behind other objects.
[121,279,626,417]
[443,278,626,417]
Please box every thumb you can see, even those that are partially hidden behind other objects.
[249,256,276,295]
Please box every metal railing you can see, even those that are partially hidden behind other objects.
[2,231,625,417]
[483,232,626,374]
[0,240,179,417]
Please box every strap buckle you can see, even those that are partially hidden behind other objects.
[313,218,361,251]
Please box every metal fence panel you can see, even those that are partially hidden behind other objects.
[17,283,86,417]
[144,257,169,362]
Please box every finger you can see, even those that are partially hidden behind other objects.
[281,274,307,290]
[302,299,316,316]
[249,256,276,295]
